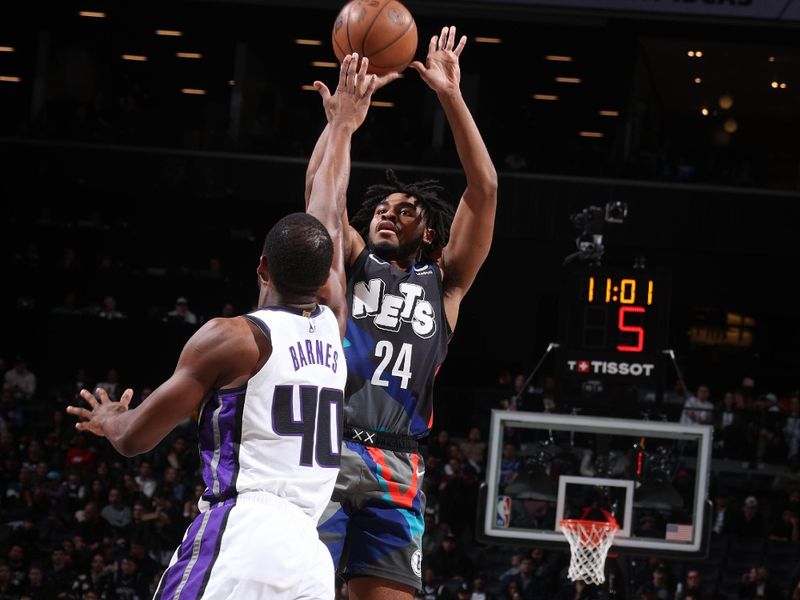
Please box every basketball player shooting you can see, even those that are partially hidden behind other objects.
[307,26,498,599]
[67,53,379,600]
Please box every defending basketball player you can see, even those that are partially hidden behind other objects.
[67,53,379,600]
[307,26,498,599]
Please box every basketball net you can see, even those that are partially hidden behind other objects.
[560,509,619,586]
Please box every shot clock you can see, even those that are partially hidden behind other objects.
[557,265,671,383]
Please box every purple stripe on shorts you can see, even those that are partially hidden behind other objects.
[155,500,235,600]
[199,388,246,501]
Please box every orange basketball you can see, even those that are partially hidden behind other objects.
[332,0,418,76]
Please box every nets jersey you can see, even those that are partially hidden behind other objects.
[344,248,450,438]
[197,306,346,523]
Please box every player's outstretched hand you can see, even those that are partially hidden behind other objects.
[314,53,390,131]
[67,387,133,437]
[409,25,466,96]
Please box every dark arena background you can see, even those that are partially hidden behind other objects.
[2,1,800,599]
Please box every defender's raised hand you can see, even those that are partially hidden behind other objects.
[67,387,134,437]
[409,25,467,96]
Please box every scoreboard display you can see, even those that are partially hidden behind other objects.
[557,265,671,383]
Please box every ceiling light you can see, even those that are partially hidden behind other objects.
[370,100,395,107]
[546,55,573,62]
[121,54,148,62]
[295,39,322,46]
[693,77,702,84]
[555,76,581,84]
[771,81,779,89]
[701,107,709,116]
[768,56,776,62]
[474,37,502,44]
[723,118,738,133]
[156,29,183,37]
[718,95,733,110]
[695,50,703,57]
[533,94,558,101]
[0,46,15,53]
[78,11,106,18]
[228,80,236,86]
[311,61,338,68]
[780,82,787,89]
[579,131,603,138]
[687,50,695,57]
[599,110,619,117]
[181,88,206,95]
[176,52,202,59]
[0,75,22,83]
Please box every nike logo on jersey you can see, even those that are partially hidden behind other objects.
[416,469,425,478]
[351,279,436,339]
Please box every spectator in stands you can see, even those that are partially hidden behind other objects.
[739,566,782,600]
[767,508,799,542]
[635,564,672,600]
[783,394,800,457]
[6,545,28,587]
[20,563,49,599]
[731,496,766,538]
[460,427,488,470]
[134,460,157,499]
[95,368,122,402]
[470,574,495,600]
[165,296,197,325]
[457,581,472,600]
[46,546,75,599]
[428,532,474,580]
[107,556,149,600]
[0,562,21,598]
[711,491,734,536]
[680,384,714,426]
[100,487,132,533]
[499,443,521,490]
[427,430,453,462]
[715,390,745,458]
[65,434,96,473]
[4,355,37,401]
[419,567,449,599]
[70,553,110,598]
[97,296,125,320]
[676,568,703,600]
[507,551,555,600]
[772,454,800,493]
[499,553,525,585]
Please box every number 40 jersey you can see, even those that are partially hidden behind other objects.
[197,305,346,524]
[344,249,450,439]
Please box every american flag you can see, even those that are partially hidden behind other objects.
[665,523,693,542]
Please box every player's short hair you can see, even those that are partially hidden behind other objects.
[262,213,332,296]
[351,169,455,262]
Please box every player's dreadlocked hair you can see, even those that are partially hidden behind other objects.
[350,169,455,263]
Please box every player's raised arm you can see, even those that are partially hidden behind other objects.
[66,318,252,456]
[305,66,399,263]
[409,25,498,329]
[309,53,379,336]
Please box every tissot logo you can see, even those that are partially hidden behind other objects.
[567,359,656,377]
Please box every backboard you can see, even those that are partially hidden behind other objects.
[480,410,713,557]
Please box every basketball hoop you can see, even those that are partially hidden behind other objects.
[560,509,619,585]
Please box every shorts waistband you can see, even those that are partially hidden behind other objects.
[205,491,310,519]
[343,423,419,452]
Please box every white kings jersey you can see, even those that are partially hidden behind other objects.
[196,305,346,523]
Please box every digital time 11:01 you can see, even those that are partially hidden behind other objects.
[587,277,654,305]
[588,277,654,353]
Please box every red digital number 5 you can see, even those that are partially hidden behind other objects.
[617,306,645,352]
